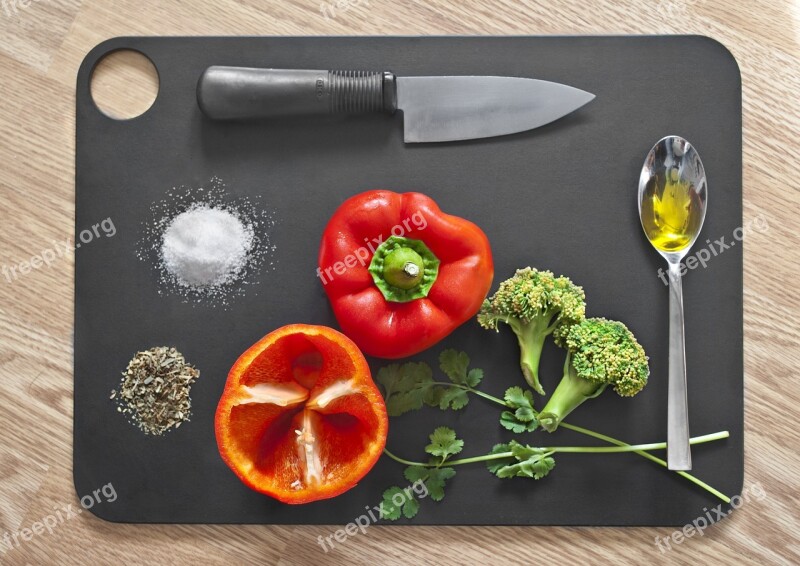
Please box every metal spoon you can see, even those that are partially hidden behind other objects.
[638,135,707,471]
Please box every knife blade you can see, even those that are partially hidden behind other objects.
[197,67,595,143]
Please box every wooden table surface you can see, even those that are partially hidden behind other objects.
[1,0,798,564]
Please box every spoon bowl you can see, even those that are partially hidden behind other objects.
[638,135,707,471]
[639,136,708,263]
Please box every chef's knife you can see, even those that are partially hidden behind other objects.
[197,67,594,143]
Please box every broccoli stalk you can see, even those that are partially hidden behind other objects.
[504,313,551,395]
[539,318,650,432]
[478,267,586,395]
[537,354,608,431]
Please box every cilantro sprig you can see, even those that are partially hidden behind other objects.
[486,442,555,479]
[500,386,538,433]
[378,350,733,515]
[377,350,537,433]
[383,431,728,487]
[376,350,486,416]
[380,427,461,521]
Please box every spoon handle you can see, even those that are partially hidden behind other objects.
[667,262,692,470]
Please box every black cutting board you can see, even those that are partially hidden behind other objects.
[74,36,743,525]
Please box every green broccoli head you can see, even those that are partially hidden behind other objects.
[477,267,586,395]
[539,317,650,432]
[565,318,649,397]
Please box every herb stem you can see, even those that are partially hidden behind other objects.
[384,432,729,470]
[558,421,731,503]
[542,431,729,453]
[445,452,518,466]
[382,449,519,468]
[429,382,506,405]
[382,449,427,467]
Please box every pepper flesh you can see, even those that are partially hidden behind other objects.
[319,190,494,359]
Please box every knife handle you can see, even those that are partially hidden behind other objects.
[197,66,398,120]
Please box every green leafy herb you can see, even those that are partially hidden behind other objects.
[376,362,436,416]
[403,464,456,502]
[488,441,556,480]
[428,386,469,411]
[376,350,485,416]
[380,428,462,521]
[379,487,417,520]
[500,411,532,433]
[425,426,464,460]
[419,467,456,502]
[379,348,733,517]
[439,349,483,388]
[499,386,538,432]
[399,495,420,518]
[402,465,429,484]
[486,443,515,473]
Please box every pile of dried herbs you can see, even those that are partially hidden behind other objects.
[111,346,200,436]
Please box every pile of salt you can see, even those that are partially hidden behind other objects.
[161,205,254,287]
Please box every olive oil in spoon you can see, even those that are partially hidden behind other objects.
[640,169,704,252]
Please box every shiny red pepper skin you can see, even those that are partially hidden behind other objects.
[318,190,494,359]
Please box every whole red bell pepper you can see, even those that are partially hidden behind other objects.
[318,190,493,358]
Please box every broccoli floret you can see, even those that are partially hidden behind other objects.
[477,267,586,395]
[538,317,649,432]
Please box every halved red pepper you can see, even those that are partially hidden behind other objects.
[215,324,388,504]
[318,190,494,358]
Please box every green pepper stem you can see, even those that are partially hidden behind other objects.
[368,236,440,302]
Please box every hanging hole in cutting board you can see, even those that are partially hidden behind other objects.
[90,49,159,120]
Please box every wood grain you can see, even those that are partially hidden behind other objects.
[1,0,798,564]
